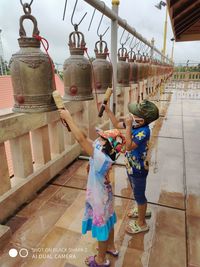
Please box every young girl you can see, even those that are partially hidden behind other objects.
[59,109,125,267]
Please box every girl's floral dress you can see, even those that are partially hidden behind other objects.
[82,140,116,241]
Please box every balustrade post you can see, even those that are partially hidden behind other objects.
[123,86,130,115]
[0,143,11,195]
[10,133,33,178]
[31,125,51,166]
[81,100,99,140]
[48,121,65,156]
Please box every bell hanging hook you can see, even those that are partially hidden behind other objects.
[20,0,33,7]
[145,45,150,54]
[137,41,145,54]
[120,22,130,47]
[136,40,143,56]
[20,0,33,14]
[97,2,109,38]
[71,0,87,31]
[88,8,96,31]
[129,36,135,48]
[142,43,147,55]
[62,0,68,20]
[144,45,150,57]
[139,42,145,52]
[129,36,140,51]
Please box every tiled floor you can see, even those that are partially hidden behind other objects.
[0,86,200,267]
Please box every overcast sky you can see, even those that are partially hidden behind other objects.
[0,0,200,68]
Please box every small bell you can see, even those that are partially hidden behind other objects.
[92,36,112,94]
[117,46,130,87]
[63,29,93,101]
[137,53,144,82]
[143,54,150,80]
[128,49,138,84]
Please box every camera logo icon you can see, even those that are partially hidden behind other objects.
[9,248,29,258]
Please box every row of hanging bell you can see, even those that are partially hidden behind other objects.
[10,5,56,113]
[117,49,150,86]
[117,50,172,86]
[118,49,150,86]
[10,4,172,113]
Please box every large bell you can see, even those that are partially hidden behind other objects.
[153,60,159,87]
[148,58,153,94]
[63,30,93,101]
[128,50,138,83]
[143,54,148,80]
[136,54,144,82]
[9,6,56,113]
[117,46,130,87]
[92,37,112,94]
[148,58,153,79]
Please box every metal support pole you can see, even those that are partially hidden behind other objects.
[150,38,155,59]
[110,0,119,115]
[162,7,168,61]
[171,39,174,63]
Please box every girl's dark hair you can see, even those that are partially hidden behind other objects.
[101,139,116,161]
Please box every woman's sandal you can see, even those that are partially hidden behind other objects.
[96,248,119,257]
[106,250,119,257]
[85,255,110,267]
[127,207,151,218]
[125,220,149,234]
[96,247,119,257]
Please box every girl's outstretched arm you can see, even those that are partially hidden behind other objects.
[59,109,93,157]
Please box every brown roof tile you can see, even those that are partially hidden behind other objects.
[0,75,14,109]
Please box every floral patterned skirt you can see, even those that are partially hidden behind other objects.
[82,184,117,241]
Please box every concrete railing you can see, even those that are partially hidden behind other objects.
[173,71,200,81]
[0,101,85,222]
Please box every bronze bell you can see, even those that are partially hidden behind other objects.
[63,30,93,101]
[148,58,153,79]
[143,54,149,80]
[92,37,112,94]
[117,46,130,87]
[9,5,56,113]
[128,49,138,83]
[152,59,157,79]
[136,53,143,82]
